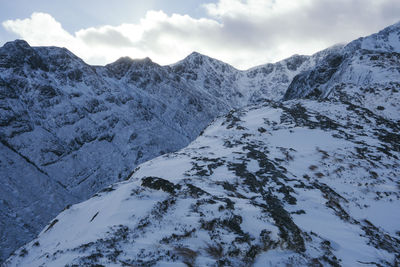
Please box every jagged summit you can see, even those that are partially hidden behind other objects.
[0,40,76,59]
[130,56,156,67]
[108,56,154,66]
[174,51,236,70]
[183,51,212,62]
[0,39,48,71]
[105,56,158,78]
[2,39,31,50]
[0,40,89,72]
[111,56,135,64]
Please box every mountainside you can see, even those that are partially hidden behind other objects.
[284,22,400,121]
[5,97,399,266]
[0,39,321,261]
[2,21,400,264]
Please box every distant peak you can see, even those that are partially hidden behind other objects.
[114,56,134,64]
[188,51,203,57]
[110,56,154,66]
[106,56,157,77]
[169,51,238,71]
[185,51,209,60]
[179,51,215,66]
[132,57,153,64]
[130,57,159,69]
[388,20,400,29]
[377,20,400,35]
[2,39,31,50]
[345,20,400,53]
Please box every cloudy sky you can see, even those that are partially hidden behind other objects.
[1,0,399,69]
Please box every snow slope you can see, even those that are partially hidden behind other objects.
[5,98,399,266]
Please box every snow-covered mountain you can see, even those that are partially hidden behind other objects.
[0,38,321,261]
[284,22,400,121]
[5,97,400,266]
[0,23,400,266]
[2,21,400,264]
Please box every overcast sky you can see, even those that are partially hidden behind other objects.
[1,0,399,69]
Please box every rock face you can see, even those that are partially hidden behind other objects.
[1,21,400,264]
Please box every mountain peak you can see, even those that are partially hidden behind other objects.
[346,20,400,53]
[109,56,155,67]
[105,56,158,79]
[386,20,400,30]
[132,56,153,65]
[109,56,134,66]
[175,51,237,72]
[0,39,50,71]
[187,51,204,58]
[1,39,32,54]
[181,51,216,64]
[187,51,223,61]
[117,56,134,62]
[2,39,31,49]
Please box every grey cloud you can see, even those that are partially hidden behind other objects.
[219,0,400,46]
[4,0,399,69]
[133,0,400,68]
[79,28,134,47]
[136,19,224,54]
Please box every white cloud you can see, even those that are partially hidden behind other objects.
[2,12,73,45]
[2,1,400,69]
